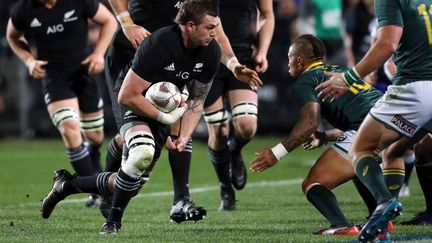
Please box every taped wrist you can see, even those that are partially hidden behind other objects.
[271,143,288,161]
[227,56,241,73]
[116,11,134,29]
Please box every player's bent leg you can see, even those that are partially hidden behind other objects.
[101,126,156,234]
[303,148,357,233]
[228,90,258,190]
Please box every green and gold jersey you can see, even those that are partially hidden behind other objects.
[375,0,432,85]
[292,63,382,131]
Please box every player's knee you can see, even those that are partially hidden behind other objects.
[233,118,256,140]
[81,114,104,142]
[204,108,230,147]
[122,131,155,178]
[51,108,81,136]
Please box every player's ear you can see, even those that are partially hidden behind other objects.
[186,21,196,31]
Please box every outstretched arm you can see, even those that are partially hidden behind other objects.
[108,0,151,49]
[215,23,262,89]
[250,102,321,172]
[315,25,402,102]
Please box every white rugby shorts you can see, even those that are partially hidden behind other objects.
[370,81,432,137]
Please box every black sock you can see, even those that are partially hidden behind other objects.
[354,155,393,204]
[108,169,141,224]
[383,168,405,198]
[416,162,432,213]
[229,136,249,156]
[105,137,122,172]
[403,153,416,184]
[306,184,350,226]
[63,172,112,195]
[169,136,192,204]
[87,142,102,174]
[208,147,231,187]
[353,178,377,216]
[67,144,94,176]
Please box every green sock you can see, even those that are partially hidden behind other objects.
[383,168,405,198]
[306,184,350,226]
[354,155,393,204]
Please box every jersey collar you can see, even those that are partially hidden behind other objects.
[305,61,324,71]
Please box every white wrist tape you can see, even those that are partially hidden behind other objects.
[226,56,240,73]
[271,143,288,161]
[116,11,130,21]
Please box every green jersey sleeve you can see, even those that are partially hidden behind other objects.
[291,72,321,107]
[375,0,403,28]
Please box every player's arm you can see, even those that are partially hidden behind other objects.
[254,0,275,73]
[172,79,213,152]
[215,23,262,88]
[82,3,117,75]
[108,0,151,49]
[118,69,186,125]
[250,102,320,172]
[316,25,402,102]
[6,19,47,78]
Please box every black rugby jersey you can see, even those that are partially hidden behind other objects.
[10,0,99,69]
[219,0,255,53]
[129,0,219,32]
[131,25,221,90]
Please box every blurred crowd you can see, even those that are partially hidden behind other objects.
[0,0,380,139]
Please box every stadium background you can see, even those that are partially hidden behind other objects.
[0,0,377,140]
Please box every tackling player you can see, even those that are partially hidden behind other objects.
[315,0,432,241]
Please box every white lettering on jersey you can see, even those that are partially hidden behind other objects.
[47,24,64,34]
[30,18,42,28]
[174,1,182,9]
[164,63,175,71]
[64,10,78,22]
[176,71,189,79]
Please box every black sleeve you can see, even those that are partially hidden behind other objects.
[131,37,166,81]
[199,41,221,83]
[9,1,28,32]
[83,0,99,18]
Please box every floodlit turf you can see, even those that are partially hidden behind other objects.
[0,138,431,242]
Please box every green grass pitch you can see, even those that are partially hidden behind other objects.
[0,138,431,242]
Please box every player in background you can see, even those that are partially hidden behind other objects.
[41,0,221,234]
[103,0,262,221]
[203,0,274,211]
[6,0,117,205]
[315,0,432,241]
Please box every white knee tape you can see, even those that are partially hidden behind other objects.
[51,107,80,127]
[203,108,229,125]
[81,115,104,132]
[122,131,155,178]
[231,102,258,120]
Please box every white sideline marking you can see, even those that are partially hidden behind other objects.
[0,179,303,209]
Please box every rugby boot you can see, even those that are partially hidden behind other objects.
[219,185,236,211]
[170,198,207,223]
[99,221,121,235]
[358,198,403,242]
[230,151,247,190]
[312,224,359,236]
[41,169,73,219]
[401,211,432,225]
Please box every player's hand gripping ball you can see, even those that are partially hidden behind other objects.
[145,81,182,113]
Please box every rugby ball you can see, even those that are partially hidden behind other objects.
[145,81,182,113]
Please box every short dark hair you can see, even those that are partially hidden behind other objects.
[174,0,219,25]
[292,34,327,60]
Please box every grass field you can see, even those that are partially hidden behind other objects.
[1,138,431,242]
